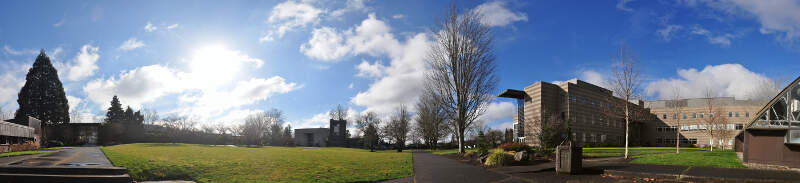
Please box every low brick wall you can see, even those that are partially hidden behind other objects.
[0,142,40,153]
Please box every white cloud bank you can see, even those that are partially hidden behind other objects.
[644,64,775,100]
[83,46,300,121]
[144,22,157,32]
[685,0,800,46]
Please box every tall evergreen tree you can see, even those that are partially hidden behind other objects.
[105,96,124,124]
[14,49,70,126]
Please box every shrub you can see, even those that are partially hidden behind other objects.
[484,151,513,167]
[46,140,64,147]
[477,132,490,156]
[499,142,531,152]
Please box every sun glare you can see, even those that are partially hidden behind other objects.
[189,44,241,86]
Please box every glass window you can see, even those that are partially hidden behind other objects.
[735,112,740,117]
[683,113,687,119]
[729,112,733,117]
[700,113,704,118]
[735,124,743,130]
[673,114,677,119]
[693,113,697,118]
[663,114,667,119]
[746,112,750,118]
[710,113,714,118]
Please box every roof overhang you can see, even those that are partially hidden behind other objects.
[498,89,526,99]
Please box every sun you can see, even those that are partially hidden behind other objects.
[189,44,242,86]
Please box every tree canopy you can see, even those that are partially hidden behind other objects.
[14,50,70,126]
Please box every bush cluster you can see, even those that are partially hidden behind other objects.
[484,151,513,167]
[499,142,531,152]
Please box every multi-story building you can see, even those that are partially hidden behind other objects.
[643,98,763,148]
[500,79,765,148]
[499,79,656,147]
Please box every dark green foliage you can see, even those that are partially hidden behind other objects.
[364,123,379,152]
[101,96,145,145]
[476,131,489,156]
[14,50,70,125]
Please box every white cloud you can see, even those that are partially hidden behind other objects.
[119,37,145,51]
[472,0,528,27]
[644,64,774,100]
[300,27,350,60]
[83,47,300,122]
[657,24,683,41]
[66,95,82,113]
[295,112,330,129]
[355,60,385,78]
[690,26,737,47]
[580,70,610,89]
[300,13,402,61]
[84,65,183,110]
[144,22,157,32]
[392,14,405,19]
[616,0,636,12]
[331,0,370,17]
[0,62,27,109]
[262,0,324,42]
[348,82,354,89]
[490,121,513,131]
[478,101,516,124]
[3,45,37,56]
[66,44,100,81]
[53,18,65,27]
[686,0,800,46]
[167,24,179,30]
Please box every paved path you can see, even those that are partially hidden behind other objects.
[412,152,529,183]
[3,147,113,167]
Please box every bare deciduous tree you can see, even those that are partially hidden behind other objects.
[329,104,349,121]
[142,108,159,125]
[610,47,644,159]
[356,112,380,137]
[414,92,450,149]
[426,4,498,154]
[702,88,724,151]
[384,105,411,152]
[670,86,684,154]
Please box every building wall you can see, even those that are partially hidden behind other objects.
[743,130,800,168]
[515,79,653,147]
[294,128,328,147]
[644,98,763,148]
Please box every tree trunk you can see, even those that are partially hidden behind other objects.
[676,128,680,154]
[709,137,714,151]
[624,102,630,159]
[458,127,465,154]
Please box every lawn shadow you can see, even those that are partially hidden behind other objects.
[139,143,189,147]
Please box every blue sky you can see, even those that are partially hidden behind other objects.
[1,0,799,131]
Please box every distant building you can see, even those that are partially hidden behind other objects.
[0,117,41,153]
[499,79,766,148]
[644,97,763,148]
[738,76,800,168]
[499,79,656,147]
[294,119,348,147]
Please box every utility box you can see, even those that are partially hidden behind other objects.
[555,141,582,174]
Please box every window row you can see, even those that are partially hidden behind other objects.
[677,124,744,131]
[570,95,610,109]
[656,138,698,145]
[661,112,750,120]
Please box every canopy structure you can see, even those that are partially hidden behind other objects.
[745,76,800,144]
[498,89,526,99]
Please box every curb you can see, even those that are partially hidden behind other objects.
[604,169,793,183]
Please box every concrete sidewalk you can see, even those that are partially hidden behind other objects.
[602,163,800,182]
[411,151,529,183]
[4,147,113,167]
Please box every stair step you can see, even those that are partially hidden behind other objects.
[0,173,131,183]
[0,166,128,175]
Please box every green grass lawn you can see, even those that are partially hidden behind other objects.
[631,150,745,168]
[101,143,413,183]
[583,147,705,158]
[0,147,74,157]
[584,147,744,168]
